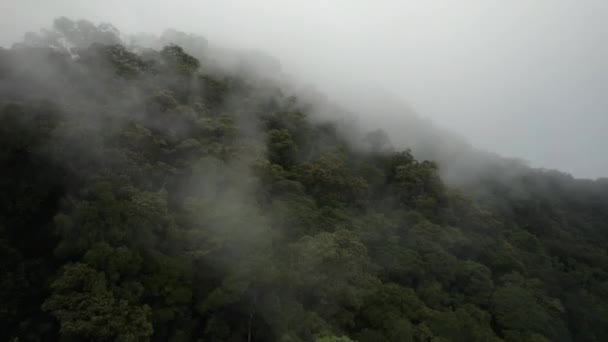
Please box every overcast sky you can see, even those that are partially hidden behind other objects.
[1,0,607,178]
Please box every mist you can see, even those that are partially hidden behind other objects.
[2,0,607,179]
[3,3,608,341]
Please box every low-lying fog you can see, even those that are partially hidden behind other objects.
[1,0,606,178]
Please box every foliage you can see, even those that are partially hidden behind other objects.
[1,18,607,342]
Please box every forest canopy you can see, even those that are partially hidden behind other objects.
[1,18,607,342]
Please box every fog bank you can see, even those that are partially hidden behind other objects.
[1,0,607,178]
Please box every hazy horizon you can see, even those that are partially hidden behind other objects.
[1,0,606,179]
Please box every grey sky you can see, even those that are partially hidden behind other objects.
[1,0,607,178]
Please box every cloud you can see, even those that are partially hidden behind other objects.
[1,0,607,178]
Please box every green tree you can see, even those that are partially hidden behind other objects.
[42,263,153,340]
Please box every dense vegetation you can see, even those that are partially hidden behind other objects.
[1,18,607,342]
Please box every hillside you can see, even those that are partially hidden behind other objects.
[1,18,607,342]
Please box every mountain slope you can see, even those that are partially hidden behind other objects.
[1,18,607,342]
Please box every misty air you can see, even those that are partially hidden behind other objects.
[0,1,607,341]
